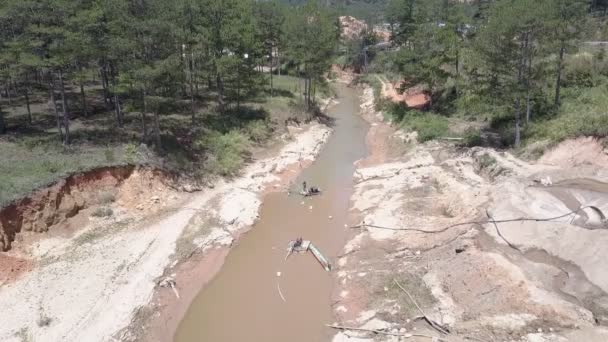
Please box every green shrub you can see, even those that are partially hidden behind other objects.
[477,153,497,170]
[198,130,251,176]
[125,143,138,164]
[243,120,272,143]
[384,102,411,122]
[462,128,483,147]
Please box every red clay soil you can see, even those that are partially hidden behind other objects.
[0,254,32,284]
[405,92,431,109]
[0,166,177,252]
[380,79,431,110]
[0,166,135,251]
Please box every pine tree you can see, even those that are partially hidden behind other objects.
[548,0,588,107]
[256,0,286,97]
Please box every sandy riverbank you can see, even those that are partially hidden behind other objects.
[0,122,331,342]
[330,84,608,342]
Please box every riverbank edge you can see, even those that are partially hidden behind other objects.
[126,120,336,342]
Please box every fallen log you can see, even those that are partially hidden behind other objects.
[326,324,449,341]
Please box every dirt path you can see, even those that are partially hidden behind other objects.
[331,83,608,342]
[0,123,330,342]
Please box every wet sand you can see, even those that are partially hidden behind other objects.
[175,84,369,342]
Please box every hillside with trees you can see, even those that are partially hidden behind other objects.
[355,0,608,151]
[0,0,339,204]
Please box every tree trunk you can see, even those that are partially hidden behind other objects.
[237,63,241,110]
[307,77,312,108]
[59,68,70,145]
[114,94,123,127]
[0,103,5,134]
[141,89,148,139]
[277,48,281,76]
[80,66,88,117]
[515,98,521,147]
[153,111,161,149]
[301,77,305,103]
[554,40,565,107]
[189,52,196,124]
[101,65,111,109]
[269,47,274,97]
[49,73,64,141]
[455,47,460,98]
[525,46,533,124]
[216,72,225,113]
[24,85,32,125]
[5,83,12,106]
[11,78,17,100]
[81,83,90,119]
[303,77,308,108]
[514,33,527,148]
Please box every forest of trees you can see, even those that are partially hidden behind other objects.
[0,0,338,146]
[365,0,608,146]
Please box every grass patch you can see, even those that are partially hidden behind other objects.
[525,83,608,143]
[401,113,449,142]
[0,141,139,206]
[0,73,323,207]
[272,75,301,94]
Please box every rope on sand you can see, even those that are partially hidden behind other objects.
[349,206,606,233]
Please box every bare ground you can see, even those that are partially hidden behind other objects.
[0,122,331,342]
[331,84,608,342]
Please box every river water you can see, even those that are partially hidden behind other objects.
[175,84,369,342]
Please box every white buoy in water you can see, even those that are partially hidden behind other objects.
[276,271,281,277]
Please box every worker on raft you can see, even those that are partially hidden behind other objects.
[294,237,303,248]
[302,181,307,193]
[308,186,320,195]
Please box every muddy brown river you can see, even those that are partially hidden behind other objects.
[175,84,369,342]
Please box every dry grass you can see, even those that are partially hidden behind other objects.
[91,207,113,218]
[97,191,116,204]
